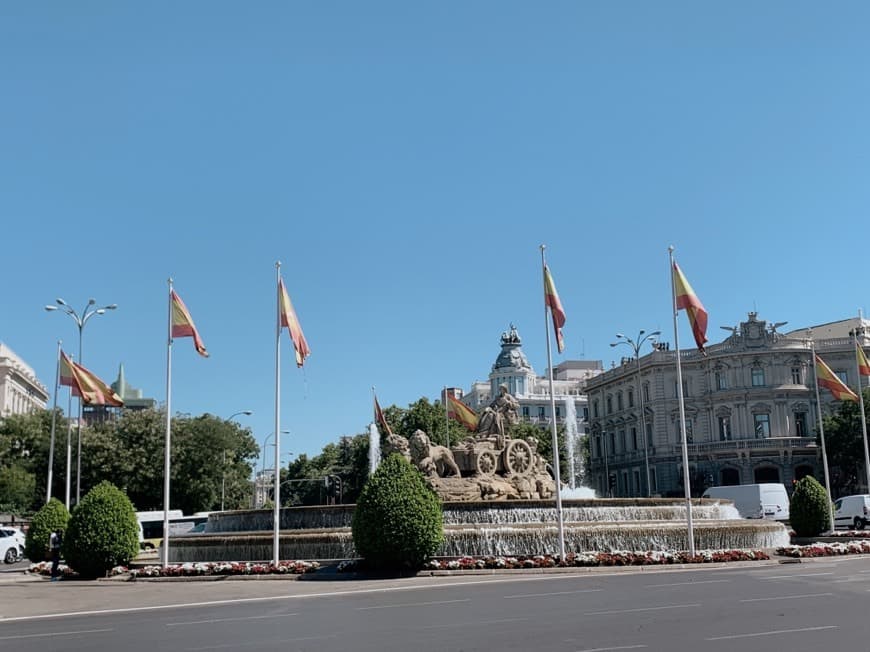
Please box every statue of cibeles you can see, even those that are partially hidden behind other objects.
[476,383,520,443]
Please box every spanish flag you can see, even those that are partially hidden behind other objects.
[857,344,870,377]
[373,394,393,437]
[279,277,311,368]
[672,260,708,352]
[59,351,124,407]
[543,264,566,353]
[447,394,479,432]
[815,354,859,402]
[171,290,208,357]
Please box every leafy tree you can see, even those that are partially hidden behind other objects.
[0,464,36,514]
[64,481,139,577]
[821,389,870,496]
[352,454,443,571]
[790,476,831,537]
[24,498,70,562]
[0,409,66,511]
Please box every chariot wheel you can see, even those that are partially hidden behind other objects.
[475,450,498,476]
[504,439,534,475]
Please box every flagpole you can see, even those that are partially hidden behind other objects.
[541,245,566,560]
[65,370,73,510]
[669,246,695,556]
[46,340,61,504]
[273,262,282,566]
[852,325,870,492]
[809,335,836,532]
[162,278,174,568]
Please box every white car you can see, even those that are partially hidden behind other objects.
[833,494,870,530]
[0,527,25,564]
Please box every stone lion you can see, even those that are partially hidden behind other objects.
[409,429,461,478]
[383,433,410,461]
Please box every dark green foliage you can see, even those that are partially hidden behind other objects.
[790,476,831,537]
[24,498,69,562]
[351,454,444,571]
[64,481,139,577]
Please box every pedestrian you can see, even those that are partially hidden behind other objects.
[49,528,63,581]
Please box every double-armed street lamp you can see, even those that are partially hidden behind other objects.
[222,410,253,511]
[610,329,661,498]
[45,297,117,505]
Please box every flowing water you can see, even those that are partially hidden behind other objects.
[368,423,380,476]
[564,397,578,489]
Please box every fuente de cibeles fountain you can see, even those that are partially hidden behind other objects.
[170,389,788,563]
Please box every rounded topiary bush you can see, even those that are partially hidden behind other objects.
[790,476,831,537]
[24,498,70,562]
[65,481,139,577]
[352,454,444,571]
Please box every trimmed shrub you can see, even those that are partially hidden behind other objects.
[352,454,444,571]
[64,481,139,578]
[24,498,70,562]
[790,476,831,537]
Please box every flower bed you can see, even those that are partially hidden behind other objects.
[28,561,77,578]
[777,541,870,558]
[130,560,320,578]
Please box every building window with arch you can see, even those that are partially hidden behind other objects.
[718,416,732,441]
[754,413,770,437]
[794,411,808,437]
[715,370,727,390]
[791,366,802,384]
[628,388,634,407]
[751,366,765,387]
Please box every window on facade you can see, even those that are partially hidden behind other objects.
[607,396,613,414]
[608,431,615,453]
[718,416,732,441]
[538,406,545,419]
[583,407,589,421]
[836,370,849,385]
[631,426,638,449]
[715,371,727,390]
[619,429,626,452]
[594,436,600,458]
[791,366,802,384]
[673,380,688,397]
[650,468,658,494]
[646,422,653,448]
[628,389,634,407]
[794,411,808,437]
[643,383,650,402]
[686,420,693,443]
[593,400,599,418]
[555,406,561,418]
[676,419,693,443]
[754,413,770,437]
[522,406,529,418]
[751,367,765,386]
[633,469,641,495]
[617,393,623,410]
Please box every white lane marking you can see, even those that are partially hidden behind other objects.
[646,579,730,588]
[576,646,647,652]
[706,625,837,640]
[419,617,529,630]
[167,613,298,626]
[183,634,337,651]
[586,604,700,616]
[505,589,602,599]
[0,628,114,641]
[758,572,834,580]
[357,598,470,611]
[740,592,833,603]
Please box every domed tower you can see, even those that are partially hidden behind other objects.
[489,324,536,398]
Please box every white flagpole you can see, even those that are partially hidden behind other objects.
[853,325,870,492]
[668,246,695,556]
[809,336,835,532]
[541,245,566,560]
[273,262,282,566]
[46,340,61,504]
[65,372,73,510]
[162,278,174,568]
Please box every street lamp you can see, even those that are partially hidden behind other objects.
[611,329,661,497]
[45,297,117,505]
[222,410,253,511]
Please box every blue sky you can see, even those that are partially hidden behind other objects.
[3,2,870,466]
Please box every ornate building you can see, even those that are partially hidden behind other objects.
[585,313,870,498]
[0,342,49,417]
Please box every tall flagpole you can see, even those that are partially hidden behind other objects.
[809,335,835,532]
[668,246,695,556]
[162,278,174,568]
[65,373,73,510]
[46,340,61,504]
[273,262,282,566]
[853,325,870,492]
[541,245,566,560]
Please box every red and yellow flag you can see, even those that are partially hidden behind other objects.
[857,344,870,377]
[373,394,393,436]
[279,277,311,368]
[59,351,124,406]
[447,393,479,432]
[543,264,566,353]
[672,260,708,352]
[816,354,859,402]
[171,290,208,357]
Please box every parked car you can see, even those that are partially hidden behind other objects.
[833,494,870,530]
[701,483,790,520]
[0,527,25,563]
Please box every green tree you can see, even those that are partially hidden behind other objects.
[821,389,869,496]
[0,464,36,514]
[790,476,831,537]
[0,409,64,511]
[352,454,443,571]
[24,498,70,562]
[64,481,139,577]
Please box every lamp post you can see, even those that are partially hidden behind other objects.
[259,430,289,507]
[45,297,117,505]
[222,410,253,511]
[611,329,661,497]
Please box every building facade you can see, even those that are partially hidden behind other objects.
[0,343,49,417]
[82,364,157,424]
[585,312,870,498]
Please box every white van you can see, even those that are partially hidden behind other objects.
[833,494,870,530]
[701,483,790,520]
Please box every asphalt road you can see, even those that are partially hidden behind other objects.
[2,557,869,651]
